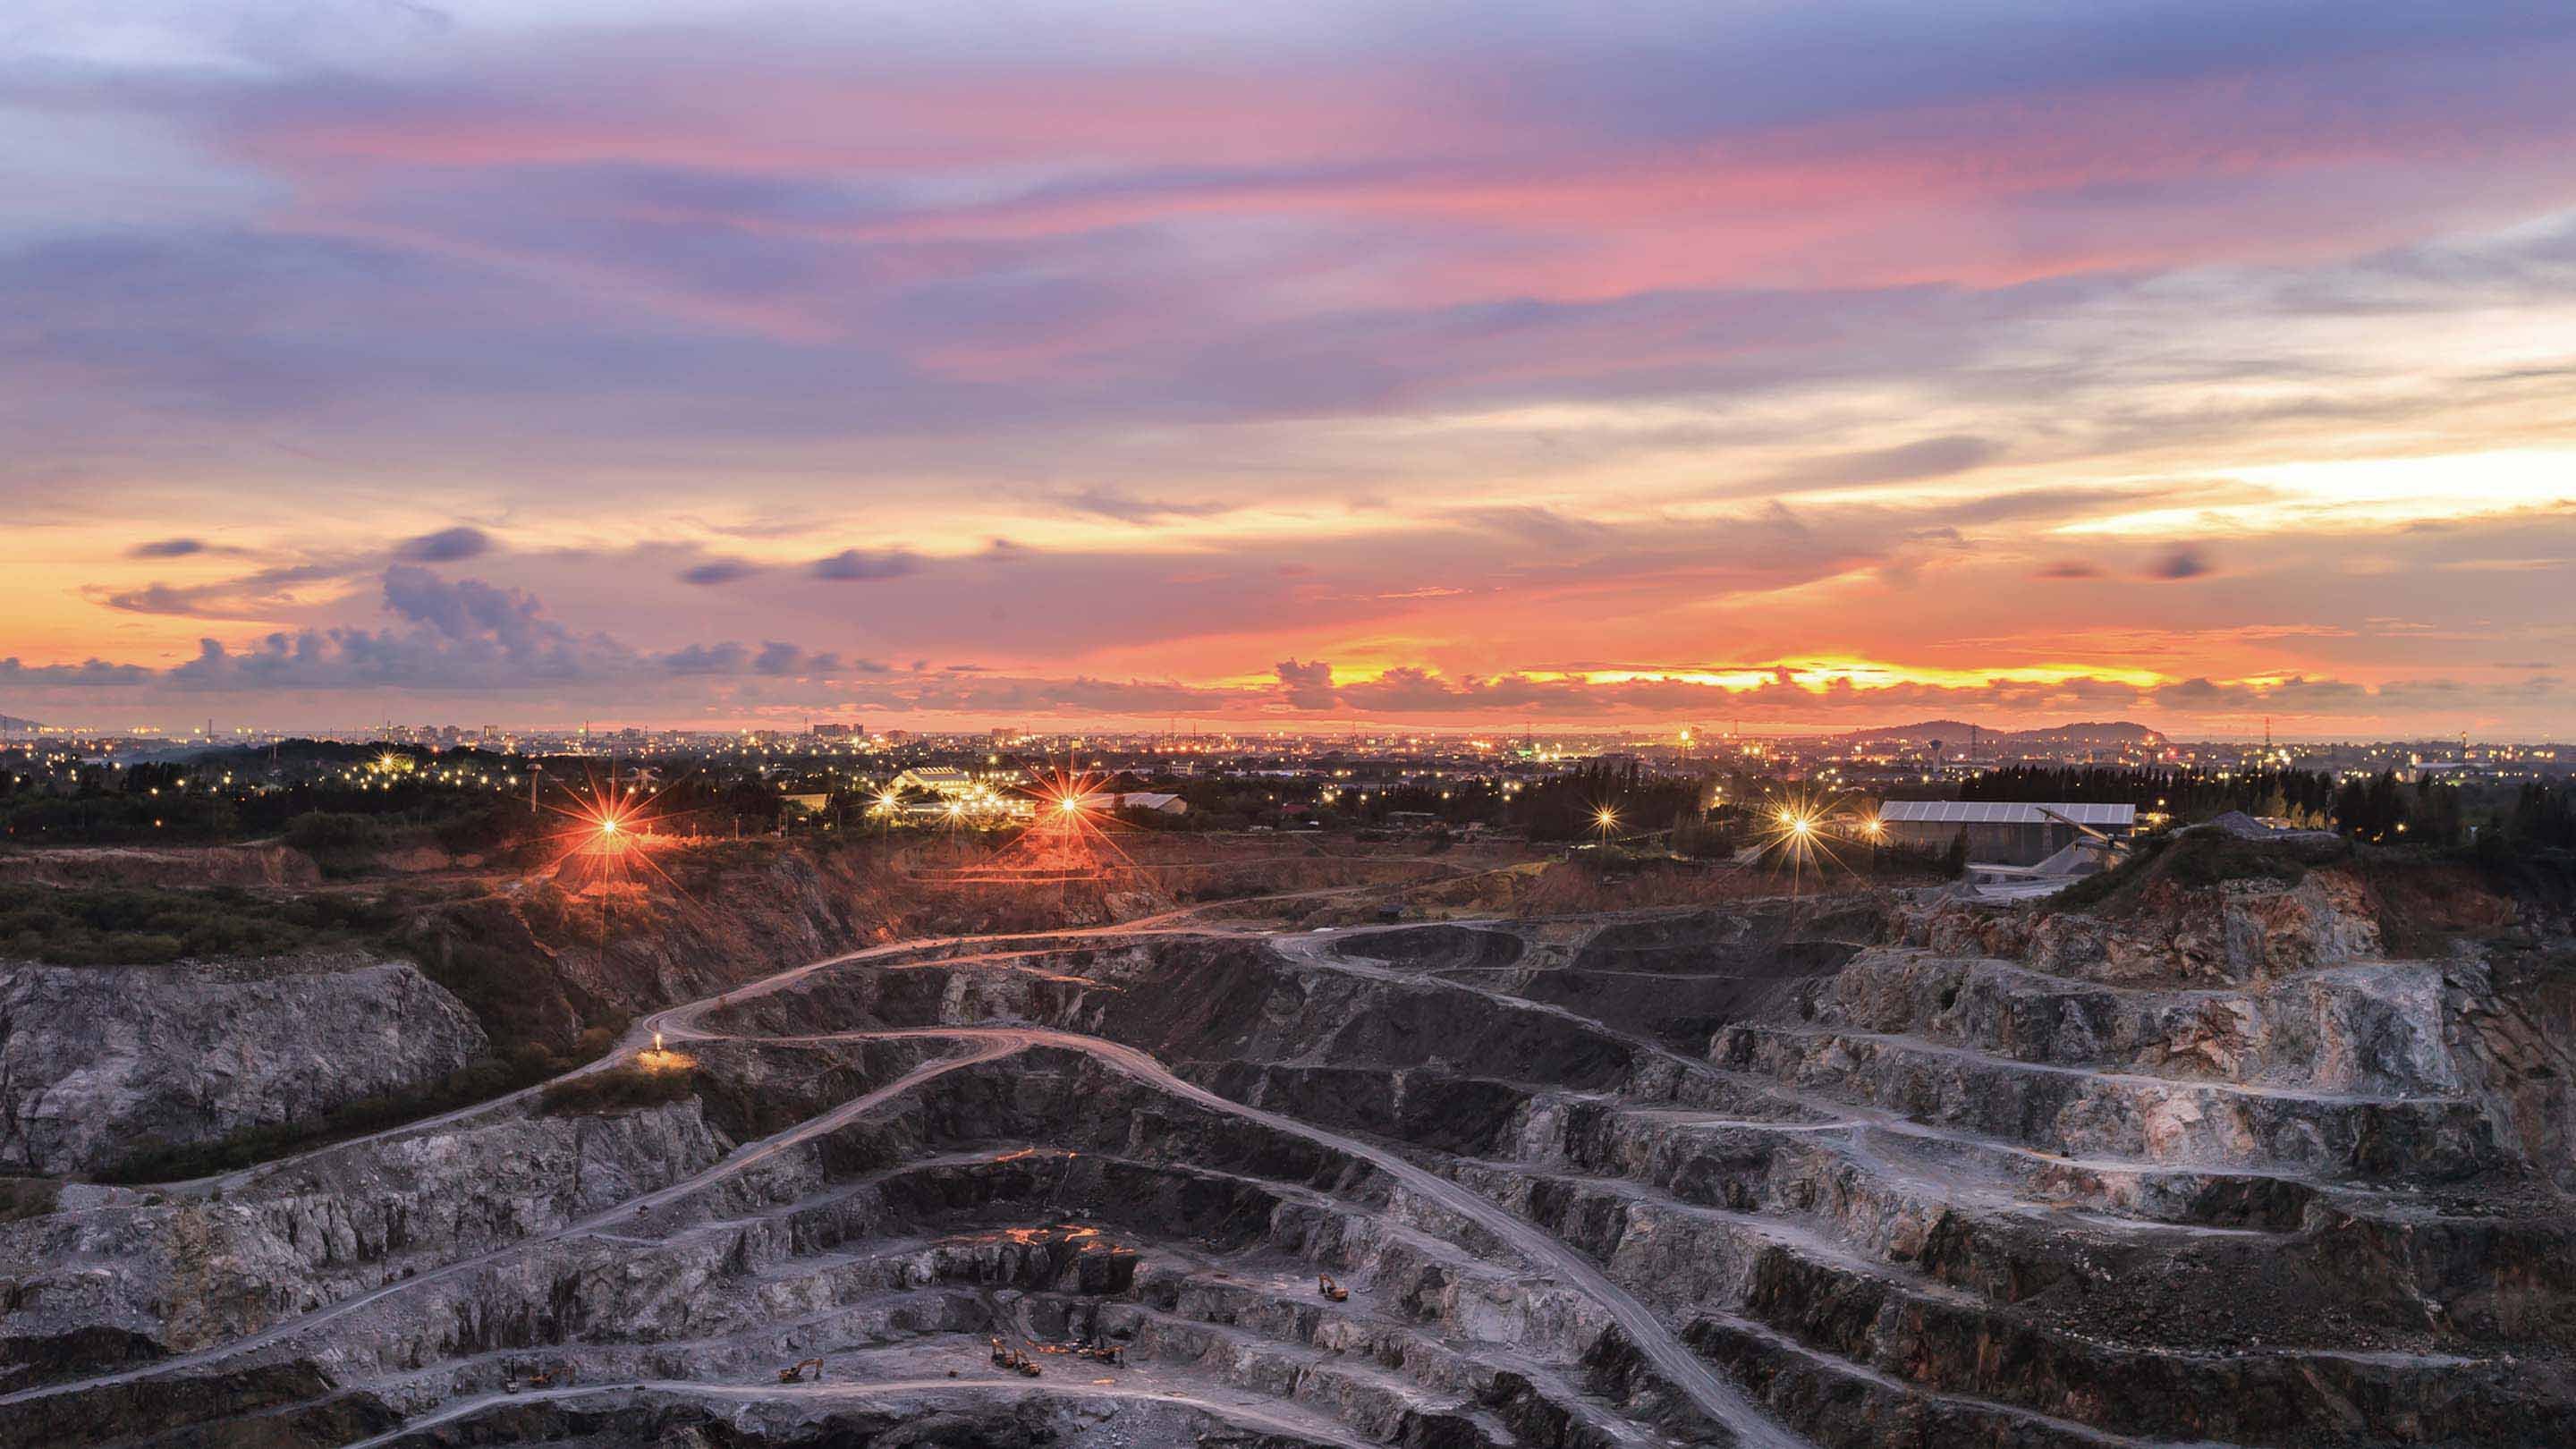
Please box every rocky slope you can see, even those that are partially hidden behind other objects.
[0,958,484,1176]
[0,846,321,892]
[1,849,2570,1449]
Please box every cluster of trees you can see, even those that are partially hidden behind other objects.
[0,883,396,965]
[0,746,510,845]
[0,760,241,843]
[1947,763,2487,844]
[1952,766,2343,824]
[2489,781,2576,852]
[1504,763,1710,840]
[0,743,801,855]
[1667,811,1738,860]
[2330,771,2462,844]
[1511,760,1707,843]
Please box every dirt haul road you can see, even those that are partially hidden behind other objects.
[5,907,1812,1449]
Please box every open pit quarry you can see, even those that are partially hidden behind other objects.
[4,857,2574,1449]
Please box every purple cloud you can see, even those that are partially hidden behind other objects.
[1275,657,1337,709]
[392,526,495,564]
[811,548,923,581]
[2150,547,2214,580]
[681,558,761,585]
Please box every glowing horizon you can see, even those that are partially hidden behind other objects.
[3,3,2572,739]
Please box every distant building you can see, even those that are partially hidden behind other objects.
[1076,791,1188,816]
[891,766,978,796]
[1877,801,2135,866]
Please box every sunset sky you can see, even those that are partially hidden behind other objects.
[6,1,2573,737]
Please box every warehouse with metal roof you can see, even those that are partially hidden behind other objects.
[1876,800,2136,865]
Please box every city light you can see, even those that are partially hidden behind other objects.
[1755,792,1853,883]
[1592,804,1620,846]
[537,766,681,896]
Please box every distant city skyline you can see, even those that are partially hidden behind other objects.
[11,715,2557,753]
[4,3,2572,736]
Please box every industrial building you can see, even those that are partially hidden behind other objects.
[1876,801,2136,866]
[1074,790,1188,816]
[883,765,1031,820]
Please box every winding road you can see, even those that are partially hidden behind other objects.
[7,894,1812,1449]
[336,1376,1378,1449]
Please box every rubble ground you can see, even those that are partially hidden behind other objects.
[2,852,2572,1449]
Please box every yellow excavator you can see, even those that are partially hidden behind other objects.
[777,1358,825,1384]
[1318,1274,1349,1302]
[987,1336,1040,1377]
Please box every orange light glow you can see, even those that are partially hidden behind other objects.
[537,766,686,896]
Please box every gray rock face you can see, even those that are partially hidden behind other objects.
[0,957,486,1175]
[7,870,2575,1449]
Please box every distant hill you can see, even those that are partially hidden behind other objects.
[1828,718,1978,743]
[1826,719,2165,749]
[0,713,42,734]
[2007,721,2165,748]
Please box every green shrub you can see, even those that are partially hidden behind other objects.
[538,1063,695,1116]
[0,1176,62,1223]
[0,884,396,965]
[283,811,384,853]
[2056,827,2309,913]
[2157,829,2310,889]
[432,803,538,857]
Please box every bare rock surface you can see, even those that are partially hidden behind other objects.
[0,844,320,890]
[2,856,2571,1449]
[0,956,485,1175]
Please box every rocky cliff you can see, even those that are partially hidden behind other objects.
[0,957,485,1176]
[4,843,2572,1449]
